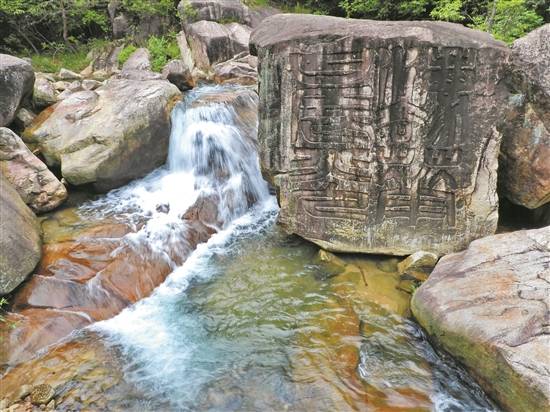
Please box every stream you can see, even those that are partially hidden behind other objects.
[3,85,499,411]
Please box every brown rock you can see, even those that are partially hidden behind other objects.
[162,59,194,91]
[251,14,510,255]
[30,384,54,405]
[412,226,550,412]
[0,127,67,213]
[397,251,438,282]
[500,24,550,209]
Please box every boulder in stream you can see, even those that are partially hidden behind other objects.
[0,127,67,213]
[23,78,181,191]
[0,174,41,295]
[0,54,35,127]
[412,226,550,412]
[251,15,510,255]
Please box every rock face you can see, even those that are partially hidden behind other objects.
[178,0,251,24]
[412,227,550,412]
[186,21,250,70]
[23,79,180,191]
[0,174,41,295]
[0,127,67,213]
[0,54,35,127]
[499,24,550,209]
[251,15,510,255]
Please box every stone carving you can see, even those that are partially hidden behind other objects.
[251,15,510,255]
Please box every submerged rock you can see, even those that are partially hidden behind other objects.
[251,15,510,255]
[412,226,550,412]
[499,24,550,209]
[397,251,438,282]
[0,54,35,127]
[23,78,180,191]
[0,127,67,213]
[0,174,41,295]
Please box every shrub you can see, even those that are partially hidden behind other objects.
[118,44,138,66]
[147,34,180,72]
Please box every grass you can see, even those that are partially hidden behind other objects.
[30,50,90,73]
[117,44,138,66]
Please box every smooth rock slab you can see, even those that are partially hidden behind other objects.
[412,227,550,412]
[251,14,510,255]
[23,78,180,191]
[0,127,67,213]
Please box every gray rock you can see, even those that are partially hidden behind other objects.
[499,24,550,209]
[33,75,57,108]
[0,127,67,213]
[81,44,123,78]
[121,48,152,72]
[115,70,164,81]
[251,14,510,255]
[113,13,130,39]
[248,5,280,28]
[82,79,102,90]
[0,174,41,295]
[185,21,250,70]
[23,79,180,191]
[213,55,257,85]
[13,108,36,131]
[57,68,82,81]
[53,81,71,91]
[0,54,35,127]
[412,226,550,412]
[176,31,196,74]
[178,0,250,24]
[162,59,194,91]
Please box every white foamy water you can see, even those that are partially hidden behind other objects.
[80,85,269,265]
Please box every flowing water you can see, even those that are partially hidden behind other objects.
[22,86,499,411]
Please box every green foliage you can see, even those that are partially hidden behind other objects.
[243,0,270,7]
[31,49,89,73]
[179,2,199,21]
[430,0,464,21]
[121,0,174,16]
[147,34,180,72]
[469,0,543,43]
[118,44,138,66]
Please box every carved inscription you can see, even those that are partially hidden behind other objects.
[286,40,478,229]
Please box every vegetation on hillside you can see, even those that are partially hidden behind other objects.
[0,0,546,62]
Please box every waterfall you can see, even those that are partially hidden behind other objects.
[81,85,271,262]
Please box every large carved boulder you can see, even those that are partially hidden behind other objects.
[499,24,550,209]
[0,127,67,213]
[251,15,510,255]
[0,175,41,295]
[412,227,550,412]
[23,79,181,191]
[0,54,35,127]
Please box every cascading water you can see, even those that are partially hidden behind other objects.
[71,85,500,411]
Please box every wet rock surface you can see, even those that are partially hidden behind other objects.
[0,127,67,213]
[0,54,34,127]
[22,78,180,191]
[0,175,41,296]
[412,226,550,412]
[251,14,510,255]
